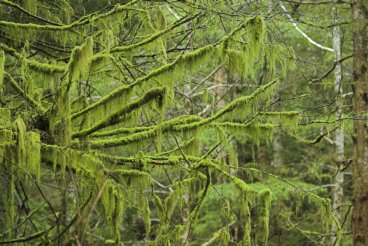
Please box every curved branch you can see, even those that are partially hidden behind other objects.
[72,87,166,138]
[280,1,334,52]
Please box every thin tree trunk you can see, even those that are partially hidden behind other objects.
[331,7,344,244]
[351,1,368,245]
[268,0,284,168]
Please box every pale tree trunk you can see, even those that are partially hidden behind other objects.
[268,0,284,168]
[272,134,283,167]
[351,1,368,245]
[214,67,227,109]
[181,79,191,243]
[331,7,344,245]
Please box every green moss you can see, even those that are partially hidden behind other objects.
[0,43,65,73]
[255,190,271,246]
[174,79,279,132]
[258,111,300,130]
[6,72,46,113]
[68,37,94,84]
[72,24,247,120]
[111,13,199,53]
[218,122,275,146]
[73,87,166,138]
[0,50,4,94]
[25,131,41,182]
[0,108,10,126]
[14,118,27,170]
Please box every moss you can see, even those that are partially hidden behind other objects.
[255,190,271,246]
[14,118,27,170]
[258,111,300,130]
[0,108,11,126]
[25,131,41,182]
[0,0,140,31]
[72,24,246,120]
[73,87,166,138]
[218,122,275,146]
[0,50,4,94]
[111,13,199,53]
[0,43,65,73]
[90,117,200,148]
[3,145,16,237]
[101,179,125,240]
[68,37,94,84]
[5,72,46,113]
[215,125,238,168]
[23,0,37,14]
[174,79,279,132]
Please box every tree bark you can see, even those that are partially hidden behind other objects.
[352,1,368,245]
[332,7,344,245]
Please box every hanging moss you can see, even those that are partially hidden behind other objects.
[254,190,271,246]
[25,131,41,182]
[0,108,10,126]
[14,118,27,169]
[72,22,249,120]
[5,72,46,113]
[89,115,201,148]
[0,0,140,31]
[73,87,166,138]
[68,36,94,84]
[23,0,37,14]
[258,111,300,130]
[111,13,199,53]
[215,125,238,168]
[49,79,72,177]
[174,79,279,132]
[100,179,125,240]
[0,50,4,94]
[3,145,16,237]
[265,43,296,77]
[0,43,65,73]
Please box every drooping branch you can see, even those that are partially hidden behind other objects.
[89,115,201,148]
[0,43,65,73]
[72,87,166,138]
[71,20,251,120]
[5,73,46,114]
[111,12,203,53]
[0,0,61,25]
[174,79,279,131]
[0,0,140,31]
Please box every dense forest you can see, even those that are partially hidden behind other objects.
[0,0,367,245]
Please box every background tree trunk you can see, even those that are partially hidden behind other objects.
[352,0,368,245]
[332,7,344,245]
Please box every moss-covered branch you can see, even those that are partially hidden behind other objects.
[111,13,202,53]
[72,87,166,138]
[0,43,65,73]
[89,115,201,148]
[91,115,200,138]
[5,73,46,114]
[0,0,140,31]
[71,20,250,120]
[0,0,61,25]
[174,79,279,131]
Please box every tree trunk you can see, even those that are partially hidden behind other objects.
[352,1,368,245]
[332,7,344,244]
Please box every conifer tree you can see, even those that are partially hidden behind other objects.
[0,0,339,244]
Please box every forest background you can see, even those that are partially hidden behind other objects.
[0,0,367,245]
